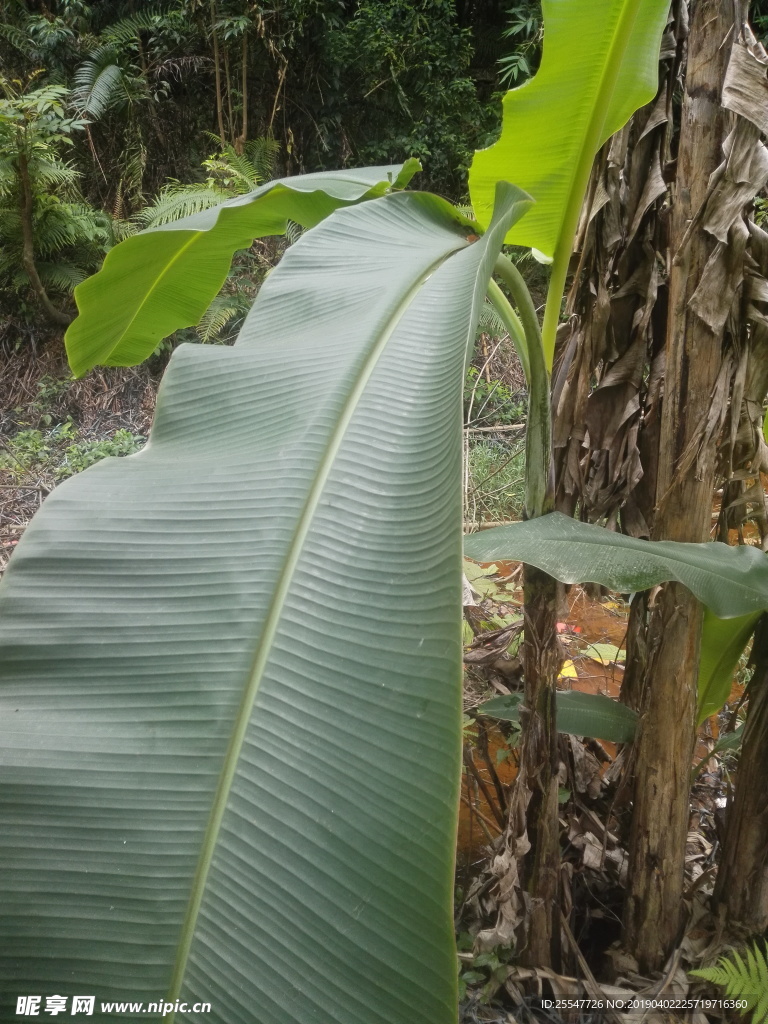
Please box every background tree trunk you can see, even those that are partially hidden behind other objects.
[18,152,71,328]
[210,0,226,147]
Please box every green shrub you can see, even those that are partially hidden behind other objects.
[0,424,144,482]
[464,366,525,427]
[465,438,525,524]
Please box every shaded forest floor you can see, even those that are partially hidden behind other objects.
[457,566,742,1022]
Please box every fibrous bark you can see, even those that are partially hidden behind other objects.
[713,614,768,935]
[623,0,733,972]
[517,563,561,967]
[551,0,768,971]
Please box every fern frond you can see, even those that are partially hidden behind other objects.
[102,10,166,48]
[37,260,87,293]
[30,157,80,193]
[196,304,239,344]
[0,222,21,273]
[119,141,147,209]
[0,205,21,235]
[137,185,229,228]
[138,136,277,229]
[477,298,508,339]
[73,52,125,119]
[692,941,768,1024]
[203,139,279,194]
[109,217,137,243]
[205,145,261,193]
[0,21,34,57]
[0,157,17,197]
[33,201,109,255]
[151,55,211,83]
[284,219,304,246]
[244,137,280,182]
[196,291,252,344]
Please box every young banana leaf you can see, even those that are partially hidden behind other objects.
[465,513,768,619]
[697,609,761,724]
[65,161,420,376]
[0,184,530,1024]
[469,0,669,363]
[477,690,638,744]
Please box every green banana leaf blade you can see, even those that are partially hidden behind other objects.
[464,513,768,619]
[0,184,531,1024]
[64,161,420,377]
[477,690,637,744]
[468,0,668,254]
[697,609,760,724]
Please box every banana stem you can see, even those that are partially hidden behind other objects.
[492,254,552,518]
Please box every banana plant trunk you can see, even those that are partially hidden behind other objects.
[712,615,768,935]
[623,0,733,971]
[519,322,561,967]
[517,563,562,967]
[499,256,562,968]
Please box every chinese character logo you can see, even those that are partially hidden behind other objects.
[71,998,94,1016]
[16,997,41,1016]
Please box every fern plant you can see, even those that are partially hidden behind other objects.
[476,296,508,339]
[72,44,130,121]
[137,137,281,345]
[137,137,280,228]
[0,76,113,324]
[196,287,254,345]
[692,941,768,1023]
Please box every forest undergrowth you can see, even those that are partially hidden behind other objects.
[0,345,157,576]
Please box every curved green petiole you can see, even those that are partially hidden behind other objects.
[486,277,530,384]
[492,253,552,518]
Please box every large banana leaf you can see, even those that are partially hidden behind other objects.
[468,0,669,257]
[464,513,768,619]
[64,161,419,376]
[0,184,530,1024]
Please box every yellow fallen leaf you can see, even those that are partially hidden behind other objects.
[559,659,578,679]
